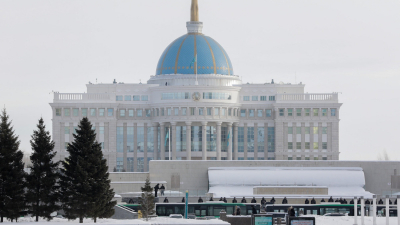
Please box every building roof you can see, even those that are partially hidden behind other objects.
[155,34,234,76]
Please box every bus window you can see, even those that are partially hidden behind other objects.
[226,206,234,215]
[306,210,311,215]
[157,206,166,216]
[207,206,213,216]
[320,208,325,215]
[201,209,207,216]
[195,209,201,216]
[175,206,184,215]
[166,208,174,216]
[325,208,337,214]
[188,206,195,214]
[312,210,318,215]
[338,208,350,214]
[214,207,224,216]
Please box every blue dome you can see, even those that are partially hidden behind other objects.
[156,34,234,76]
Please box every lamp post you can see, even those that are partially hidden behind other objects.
[185,190,189,219]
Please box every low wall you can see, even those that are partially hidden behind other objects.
[253,186,328,195]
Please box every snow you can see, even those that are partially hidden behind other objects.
[208,167,373,198]
[0,217,229,224]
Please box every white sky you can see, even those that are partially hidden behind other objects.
[1,0,399,160]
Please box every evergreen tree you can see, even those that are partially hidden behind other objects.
[59,117,115,223]
[26,118,60,221]
[139,177,155,221]
[0,109,26,222]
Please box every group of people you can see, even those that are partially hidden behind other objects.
[153,183,165,197]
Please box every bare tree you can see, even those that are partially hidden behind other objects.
[377,149,390,161]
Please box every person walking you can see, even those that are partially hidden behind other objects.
[251,205,257,215]
[235,206,241,215]
[241,197,247,203]
[288,206,295,217]
[261,197,267,206]
[311,198,316,204]
[209,197,214,201]
[163,197,169,203]
[270,197,276,204]
[198,197,203,203]
[328,196,334,202]
[223,197,227,203]
[182,197,185,203]
[282,197,288,204]
[154,183,160,197]
[251,197,257,203]
[160,184,165,196]
[232,197,237,203]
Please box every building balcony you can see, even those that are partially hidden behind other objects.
[276,93,339,103]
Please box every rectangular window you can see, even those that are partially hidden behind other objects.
[120,109,125,117]
[288,142,293,149]
[296,127,301,134]
[252,96,258,101]
[269,96,275,101]
[322,127,327,134]
[296,142,301,149]
[257,127,264,152]
[214,108,219,116]
[305,108,310,116]
[279,109,284,116]
[79,109,88,117]
[73,108,79,117]
[296,109,302,116]
[258,157,264,160]
[167,108,171,116]
[116,157,123,172]
[161,92,189,100]
[133,95,140,101]
[322,142,327,149]
[305,127,310,134]
[314,156,319,160]
[146,109,151,117]
[129,109,134,117]
[249,109,254,117]
[64,108,70,116]
[331,108,337,116]
[100,142,104,150]
[238,157,244,160]
[305,157,310,160]
[247,127,254,152]
[191,126,202,152]
[207,108,212,116]
[65,142,69,149]
[182,108,187,115]
[90,108,96,116]
[322,157,327,160]
[141,95,148,101]
[56,108,61,116]
[116,95,123,101]
[147,127,154,153]
[202,92,231,100]
[238,127,244,152]
[266,109,272,117]
[137,127,144,152]
[99,126,104,134]
[199,108,204,115]
[314,142,319,149]
[257,109,263,117]
[156,109,159,116]
[313,108,319,116]
[243,96,250,101]
[288,157,293,160]
[248,157,254,160]
[288,127,293,134]
[206,126,217,152]
[176,126,187,152]
[174,108,179,116]
[221,108,226,116]
[137,109,143,117]
[98,108,105,116]
[313,127,318,134]
[305,142,310,149]
[190,107,195,115]
[296,157,301,160]
[267,127,275,152]
[124,95,131,101]
[322,108,327,116]
[127,157,134,172]
[161,108,165,116]
[64,127,70,134]
[240,109,246,117]
[228,109,232,116]
[260,96,267,101]
[107,108,113,116]
[127,127,134,152]
[288,108,293,116]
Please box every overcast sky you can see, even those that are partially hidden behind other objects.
[1,0,399,160]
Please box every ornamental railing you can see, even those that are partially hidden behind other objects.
[54,93,115,102]
[276,93,338,103]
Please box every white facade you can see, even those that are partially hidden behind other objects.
[49,1,342,172]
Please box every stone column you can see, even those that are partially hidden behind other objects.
[244,123,248,160]
[153,123,158,160]
[310,122,314,159]
[186,122,192,160]
[171,122,177,160]
[123,123,127,172]
[264,123,268,159]
[202,122,207,160]
[233,123,238,160]
[216,122,222,160]
[160,122,165,160]
[227,122,233,160]
[144,123,148,171]
[133,123,137,171]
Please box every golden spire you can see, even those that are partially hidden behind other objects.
[190,0,199,22]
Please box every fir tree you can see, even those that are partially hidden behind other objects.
[139,177,155,221]
[26,118,60,221]
[0,109,26,222]
[59,117,115,223]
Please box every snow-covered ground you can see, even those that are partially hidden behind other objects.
[0,217,229,225]
[1,216,399,225]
